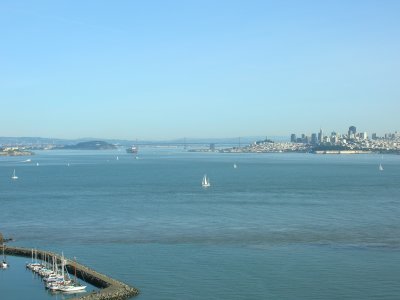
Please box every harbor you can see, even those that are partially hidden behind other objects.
[2,245,139,300]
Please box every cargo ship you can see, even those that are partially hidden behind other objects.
[126,145,138,154]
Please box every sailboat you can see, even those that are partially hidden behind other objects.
[58,257,86,292]
[233,163,237,169]
[379,163,384,171]
[11,169,18,180]
[1,243,8,269]
[46,252,72,291]
[202,174,210,187]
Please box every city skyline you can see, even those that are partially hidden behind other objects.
[1,1,399,140]
[0,124,398,144]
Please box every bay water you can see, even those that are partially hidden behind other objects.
[1,149,400,299]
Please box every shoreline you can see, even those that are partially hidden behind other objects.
[3,246,139,300]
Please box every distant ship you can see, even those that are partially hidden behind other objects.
[126,145,138,154]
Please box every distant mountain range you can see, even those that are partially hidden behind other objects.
[0,136,133,146]
[0,136,288,147]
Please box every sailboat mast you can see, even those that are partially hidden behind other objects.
[61,252,64,279]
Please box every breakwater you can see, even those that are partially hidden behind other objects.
[3,246,139,300]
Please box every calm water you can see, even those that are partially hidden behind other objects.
[1,149,400,299]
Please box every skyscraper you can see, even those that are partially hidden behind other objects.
[311,133,317,145]
[318,129,323,143]
[348,126,356,138]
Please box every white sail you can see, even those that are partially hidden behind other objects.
[379,163,384,171]
[202,174,210,187]
[11,169,18,180]
[1,243,8,269]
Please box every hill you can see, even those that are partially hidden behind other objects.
[61,141,117,150]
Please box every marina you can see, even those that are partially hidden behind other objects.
[2,245,139,300]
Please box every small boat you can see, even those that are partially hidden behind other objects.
[1,244,8,269]
[202,174,210,187]
[11,169,18,180]
[58,285,87,292]
[379,163,384,171]
[0,260,7,269]
[36,162,40,166]
[233,163,237,169]
[58,257,86,292]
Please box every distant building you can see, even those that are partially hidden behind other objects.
[348,126,356,139]
[290,134,297,143]
[372,133,377,140]
[359,132,368,140]
[318,129,323,143]
[311,133,317,145]
[210,143,215,151]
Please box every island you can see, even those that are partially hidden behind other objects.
[0,147,34,156]
[58,141,117,150]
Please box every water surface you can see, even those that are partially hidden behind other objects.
[1,149,399,299]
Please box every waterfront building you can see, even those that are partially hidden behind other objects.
[323,136,331,143]
[291,134,297,143]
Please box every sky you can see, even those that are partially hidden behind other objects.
[1,0,399,140]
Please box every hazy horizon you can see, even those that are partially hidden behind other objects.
[0,134,282,143]
[1,1,399,140]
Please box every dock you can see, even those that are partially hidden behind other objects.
[3,245,139,300]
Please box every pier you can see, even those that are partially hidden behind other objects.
[3,245,139,300]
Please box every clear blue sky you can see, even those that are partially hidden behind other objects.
[1,0,399,140]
